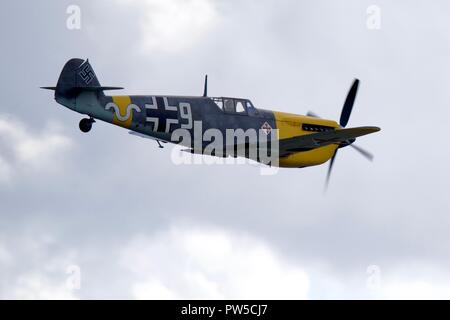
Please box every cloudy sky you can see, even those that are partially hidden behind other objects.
[1,0,450,299]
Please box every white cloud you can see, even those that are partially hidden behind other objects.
[309,263,450,300]
[0,234,80,300]
[378,264,450,300]
[132,280,177,300]
[117,0,218,53]
[382,280,450,300]
[10,273,78,300]
[4,225,450,300]
[0,115,73,183]
[120,226,310,299]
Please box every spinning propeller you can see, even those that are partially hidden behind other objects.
[307,79,375,189]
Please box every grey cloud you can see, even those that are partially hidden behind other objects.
[1,0,450,299]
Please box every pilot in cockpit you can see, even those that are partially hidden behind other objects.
[224,99,235,113]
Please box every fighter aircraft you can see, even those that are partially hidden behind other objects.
[42,58,380,184]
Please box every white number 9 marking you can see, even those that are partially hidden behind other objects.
[179,103,192,129]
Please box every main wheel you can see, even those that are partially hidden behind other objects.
[79,118,93,133]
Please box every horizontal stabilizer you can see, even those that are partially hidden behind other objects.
[80,86,124,91]
[40,86,123,91]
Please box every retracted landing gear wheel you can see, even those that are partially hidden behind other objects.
[79,118,95,133]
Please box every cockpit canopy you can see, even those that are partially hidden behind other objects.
[212,97,258,115]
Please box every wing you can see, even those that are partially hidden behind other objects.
[279,126,380,156]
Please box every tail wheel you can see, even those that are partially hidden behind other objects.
[79,118,95,133]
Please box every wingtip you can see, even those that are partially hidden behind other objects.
[371,126,381,132]
[357,126,381,133]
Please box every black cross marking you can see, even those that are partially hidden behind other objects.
[145,97,178,132]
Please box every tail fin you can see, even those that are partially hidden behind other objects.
[41,58,123,98]
[59,58,101,96]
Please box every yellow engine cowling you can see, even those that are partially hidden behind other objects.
[278,145,338,168]
[273,111,340,168]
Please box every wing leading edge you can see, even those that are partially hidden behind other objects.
[279,126,380,156]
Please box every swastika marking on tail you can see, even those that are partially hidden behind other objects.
[78,64,95,84]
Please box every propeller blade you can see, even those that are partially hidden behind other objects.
[350,144,374,161]
[325,149,338,190]
[340,79,359,127]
